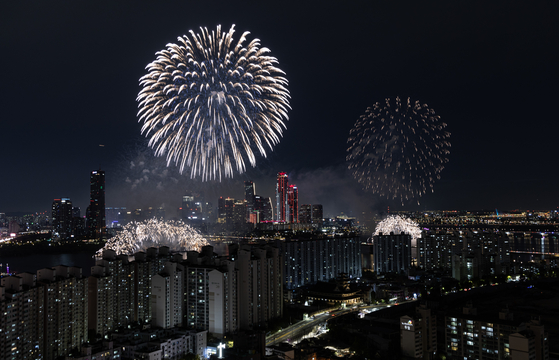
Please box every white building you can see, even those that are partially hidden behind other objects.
[400,305,437,359]
[152,262,184,329]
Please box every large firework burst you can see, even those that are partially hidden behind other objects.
[347,97,450,203]
[137,25,290,181]
[97,219,209,256]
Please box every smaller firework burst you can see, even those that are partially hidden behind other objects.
[347,97,451,204]
[373,215,421,246]
[97,218,208,257]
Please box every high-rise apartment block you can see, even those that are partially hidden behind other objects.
[87,169,105,239]
[152,262,184,329]
[85,244,283,340]
[183,244,282,336]
[279,237,361,289]
[400,304,437,359]
[417,229,513,279]
[445,305,549,360]
[0,266,88,360]
[373,232,412,274]
[232,245,283,329]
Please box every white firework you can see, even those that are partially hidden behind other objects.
[347,97,450,204]
[97,218,208,256]
[373,215,421,245]
[137,24,290,181]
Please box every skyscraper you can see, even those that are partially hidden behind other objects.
[52,198,73,239]
[253,195,273,223]
[275,172,288,222]
[217,197,226,223]
[182,194,201,221]
[244,181,255,221]
[87,169,105,239]
[311,204,323,224]
[300,204,312,224]
[287,185,298,223]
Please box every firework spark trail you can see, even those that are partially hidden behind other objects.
[347,97,450,204]
[97,219,208,256]
[138,25,290,181]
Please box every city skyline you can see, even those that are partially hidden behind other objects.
[2,1,558,214]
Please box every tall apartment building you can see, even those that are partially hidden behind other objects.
[509,320,549,360]
[185,265,212,331]
[152,262,184,329]
[89,248,173,336]
[183,260,239,337]
[0,266,88,360]
[232,245,283,329]
[400,304,437,359]
[444,305,549,360]
[39,266,88,360]
[88,267,115,337]
[373,233,412,274]
[418,230,456,270]
[279,236,361,289]
[0,274,44,360]
[207,261,238,336]
[416,229,513,278]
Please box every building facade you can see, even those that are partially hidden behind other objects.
[52,198,73,239]
[279,236,362,290]
[87,169,106,239]
[275,172,288,222]
[373,233,412,274]
[0,266,88,360]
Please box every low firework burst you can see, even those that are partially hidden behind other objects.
[373,215,421,244]
[97,219,208,256]
[347,97,450,204]
[137,24,290,181]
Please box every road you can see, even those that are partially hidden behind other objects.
[266,303,398,346]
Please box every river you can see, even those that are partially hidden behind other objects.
[0,252,97,277]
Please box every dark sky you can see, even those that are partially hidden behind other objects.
[2,1,558,217]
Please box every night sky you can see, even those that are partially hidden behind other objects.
[2,1,558,217]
